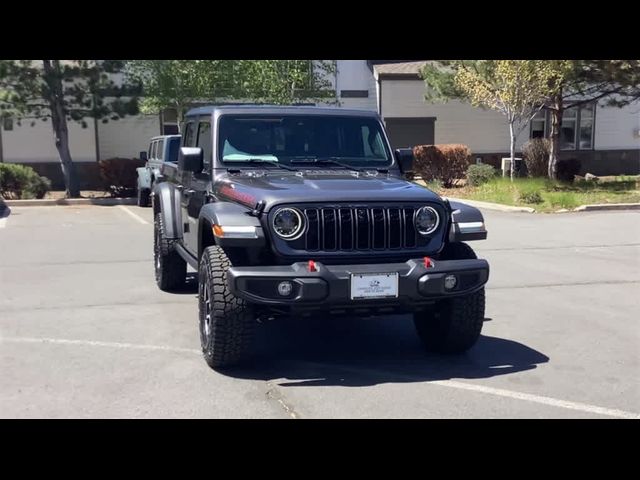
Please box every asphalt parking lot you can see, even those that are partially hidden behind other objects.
[1,204,638,418]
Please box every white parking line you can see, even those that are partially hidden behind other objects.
[2,336,200,355]
[0,218,6,229]
[118,205,150,225]
[299,360,640,419]
[4,335,639,419]
[431,380,640,419]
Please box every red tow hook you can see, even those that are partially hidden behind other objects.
[308,260,318,272]
[423,256,434,269]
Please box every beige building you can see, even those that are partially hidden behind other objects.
[1,60,638,188]
[370,61,640,175]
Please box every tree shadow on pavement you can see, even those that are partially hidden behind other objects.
[223,314,549,388]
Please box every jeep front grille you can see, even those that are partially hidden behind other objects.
[300,206,425,252]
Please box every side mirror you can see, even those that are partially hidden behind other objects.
[178,147,203,173]
[395,148,415,175]
[140,151,148,162]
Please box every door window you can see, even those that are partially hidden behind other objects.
[196,121,212,169]
[183,122,196,147]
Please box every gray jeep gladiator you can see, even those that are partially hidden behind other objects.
[152,105,489,369]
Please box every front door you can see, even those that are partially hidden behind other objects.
[180,121,198,255]
[183,117,213,256]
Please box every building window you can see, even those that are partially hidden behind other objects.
[530,110,546,139]
[560,106,577,150]
[578,103,595,150]
[530,103,595,150]
[3,117,13,131]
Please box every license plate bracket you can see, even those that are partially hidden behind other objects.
[350,272,399,300]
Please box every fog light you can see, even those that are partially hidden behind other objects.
[277,281,293,296]
[444,275,457,290]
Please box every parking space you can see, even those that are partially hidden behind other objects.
[0,205,638,418]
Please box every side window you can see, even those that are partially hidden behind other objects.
[360,125,385,159]
[183,122,196,147]
[167,138,180,163]
[156,139,164,161]
[362,126,373,157]
[196,121,212,169]
[148,142,153,158]
[150,141,158,160]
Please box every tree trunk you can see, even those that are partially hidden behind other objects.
[42,60,80,198]
[548,90,563,180]
[509,121,517,181]
[176,103,184,132]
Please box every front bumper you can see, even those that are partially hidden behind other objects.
[227,258,489,312]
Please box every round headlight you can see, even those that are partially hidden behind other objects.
[272,207,304,240]
[414,206,439,235]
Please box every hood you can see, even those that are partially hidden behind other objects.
[213,170,442,211]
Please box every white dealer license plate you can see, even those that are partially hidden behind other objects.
[350,273,399,300]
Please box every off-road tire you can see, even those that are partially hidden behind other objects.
[154,213,186,291]
[414,241,484,353]
[198,245,255,369]
[413,288,485,354]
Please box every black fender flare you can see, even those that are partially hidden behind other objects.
[447,200,488,242]
[198,202,266,255]
[152,182,182,240]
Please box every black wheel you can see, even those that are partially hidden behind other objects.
[438,241,477,260]
[153,213,186,291]
[413,288,485,354]
[414,241,484,353]
[137,187,150,207]
[199,245,256,369]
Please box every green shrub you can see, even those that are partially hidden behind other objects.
[413,144,472,188]
[556,158,581,183]
[523,138,550,177]
[99,157,145,197]
[466,163,497,186]
[0,163,52,199]
[519,190,543,204]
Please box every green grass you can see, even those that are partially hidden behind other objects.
[422,176,640,212]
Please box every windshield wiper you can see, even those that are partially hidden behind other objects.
[225,158,297,172]
[289,157,361,172]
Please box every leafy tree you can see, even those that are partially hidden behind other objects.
[0,60,139,197]
[421,60,640,179]
[125,60,337,123]
[543,60,640,178]
[236,60,337,105]
[452,60,565,180]
[124,60,224,124]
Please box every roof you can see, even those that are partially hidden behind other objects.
[373,61,428,79]
[151,134,181,140]
[185,105,380,118]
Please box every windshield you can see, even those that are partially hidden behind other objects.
[217,115,392,168]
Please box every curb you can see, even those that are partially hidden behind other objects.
[574,203,640,212]
[443,197,536,213]
[4,198,137,207]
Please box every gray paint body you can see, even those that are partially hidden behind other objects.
[157,105,487,258]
